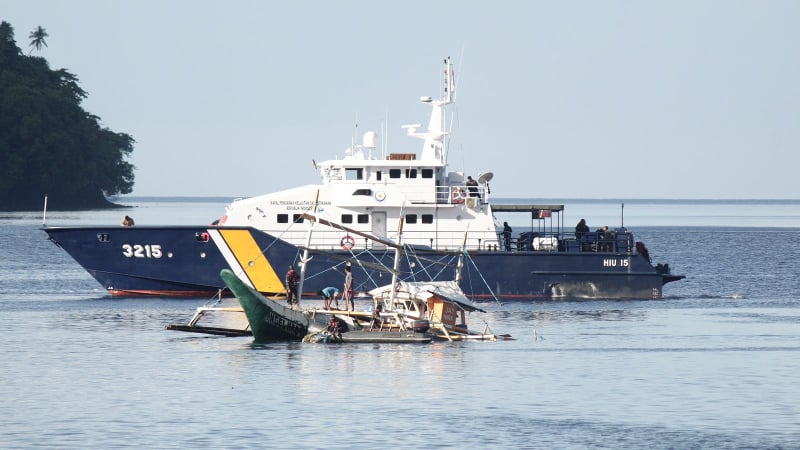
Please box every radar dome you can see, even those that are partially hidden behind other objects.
[363,131,377,148]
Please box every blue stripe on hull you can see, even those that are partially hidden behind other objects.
[44,226,672,300]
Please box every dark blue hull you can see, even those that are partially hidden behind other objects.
[43,225,682,300]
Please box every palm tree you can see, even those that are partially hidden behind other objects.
[28,26,48,54]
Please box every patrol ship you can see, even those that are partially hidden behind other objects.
[44,57,684,299]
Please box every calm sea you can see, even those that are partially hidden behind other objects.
[1,198,799,449]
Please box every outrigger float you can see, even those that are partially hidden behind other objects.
[165,303,251,337]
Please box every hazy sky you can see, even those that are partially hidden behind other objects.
[5,1,799,199]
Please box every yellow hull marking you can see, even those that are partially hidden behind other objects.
[219,229,283,293]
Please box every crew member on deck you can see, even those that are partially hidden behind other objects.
[575,219,589,240]
[575,218,590,251]
[343,265,354,311]
[466,176,479,198]
[319,287,340,310]
[285,265,300,307]
[502,222,513,251]
[596,226,610,251]
[121,215,135,227]
[326,315,348,340]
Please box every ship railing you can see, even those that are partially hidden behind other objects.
[436,185,486,206]
[283,229,500,252]
[500,228,635,254]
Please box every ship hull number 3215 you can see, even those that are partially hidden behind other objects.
[122,244,163,258]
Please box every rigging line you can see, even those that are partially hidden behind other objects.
[463,248,503,306]
[404,245,448,282]
[399,249,460,267]
[344,246,385,293]
[402,244,458,283]
[431,254,459,281]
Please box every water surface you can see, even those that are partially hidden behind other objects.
[1,199,798,448]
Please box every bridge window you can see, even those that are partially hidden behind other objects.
[345,168,363,180]
[405,214,417,224]
[293,214,303,223]
[421,169,433,178]
[389,169,401,178]
[341,214,353,224]
[406,169,417,178]
[358,214,369,224]
[353,189,372,196]
[277,214,288,223]
[421,214,433,224]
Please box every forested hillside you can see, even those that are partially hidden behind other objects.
[0,21,134,210]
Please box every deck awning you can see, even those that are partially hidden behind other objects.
[490,204,564,213]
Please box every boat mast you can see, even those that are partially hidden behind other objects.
[41,194,48,226]
[297,190,320,303]
[388,217,404,311]
[408,56,455,164]
[455,229,468,284]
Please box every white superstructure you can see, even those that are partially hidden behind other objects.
[219,57,500,252]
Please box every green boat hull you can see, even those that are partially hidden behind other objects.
[220,269,324,342]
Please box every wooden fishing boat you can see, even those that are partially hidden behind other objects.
[170,210,510,343]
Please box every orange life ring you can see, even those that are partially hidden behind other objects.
[451,187,465,203]
[340,235,355,250]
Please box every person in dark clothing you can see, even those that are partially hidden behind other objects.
[595,226,610,251]
[285,265,299,306]
[502,222,513,251]
[466,176,479,198]
[326,315,348,340]
[575,219,590,240]
[575,218,590,251]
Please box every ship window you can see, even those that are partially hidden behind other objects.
[376,171,382,181]
[406,169,417,178]
[405,214,417,224]
[421,169,433,178]
[293,214,303,223]
[277,214,289,223]
[353,189,372,196]
[389,169,401,178]
[358,214,369,224]
[345,168,363,180]
[341,214,353,224]
[421,214,433,224]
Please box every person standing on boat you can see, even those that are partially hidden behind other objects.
[343,265,354,311]
[575,219,590,240]
[502,222,513,251]
[121,215,134,226]
[285,265,300,307]
[595,226,610,251]
[466,176,479,198]
[319,287,339,310]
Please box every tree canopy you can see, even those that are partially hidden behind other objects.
[0,21,135,211]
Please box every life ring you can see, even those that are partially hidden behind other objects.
[451,187,465,203]
[340,235,355,250]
